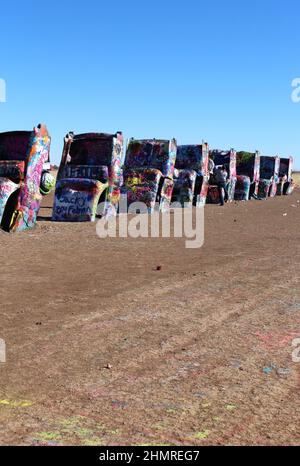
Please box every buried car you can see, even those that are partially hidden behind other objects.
[258,155,280,199]
[52,131,124,221]
[0,124,51,232]
[235,151,260,201]
[121,138,177,213]
[171,143,209,207]
[277,156,294,196]
[172,143,209,207]
[207,149,237,204]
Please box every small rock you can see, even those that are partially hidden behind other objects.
[276,368,291,377]
[105,363,112,369]
[156,265,162,271]
[231,360,242,369]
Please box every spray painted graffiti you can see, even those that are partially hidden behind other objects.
[207,149,237,204]
[277,157,295,196]
[0,124,51,232]
[121,138,177,213]
[234,175,251,201]
[53,179,107,221]
[172,168,197,206]
[172,144,209,207]
[235,151,260,200]
[258,155,280,199]
[52,132,124,221]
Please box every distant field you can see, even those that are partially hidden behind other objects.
[293,172,300,186]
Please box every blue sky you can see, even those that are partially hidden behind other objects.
[1,0,299,167]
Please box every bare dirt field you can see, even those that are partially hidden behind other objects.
[293,172,300,186]
[0,189,300,446]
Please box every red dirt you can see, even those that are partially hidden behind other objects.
[0,190,300,445]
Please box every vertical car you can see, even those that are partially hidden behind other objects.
[277,157,294,195]
[121,138,177,213]
[52,131,124,221]
[235,151,260,201]
[172,143,209,207]
[0,124,51,232]
[258,155,280,199]
[207,149,237,204]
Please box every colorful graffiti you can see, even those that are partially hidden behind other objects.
[234,175,251,201]
[258,156,280,199]
[172,169,197,206]
[52,132,124,221]
[236,151,260,182]
[121,138,177,213]
[207,149,237,204]
[277,157,294,196]
[0,124,51,232]
[235,151,260,200]
[172,144,209,207]
[257,178,272,199]
[120,168,161,211]
[1,126,296,232]
[53,179,107,222]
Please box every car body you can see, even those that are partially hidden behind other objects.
[235,151,260,201]
[277,157,294,195]
[121,138,177,213]
[52,131,124,221]
[172,143,209,207]
[207,149,237,204]
[258,155,280,199]
[0,124,51,232]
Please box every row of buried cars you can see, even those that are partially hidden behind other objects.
[0,124,295,232]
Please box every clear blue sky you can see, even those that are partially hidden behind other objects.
[1,0,299,167]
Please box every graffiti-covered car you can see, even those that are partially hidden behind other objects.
[277,157,294,196]
[235,151,260,201]
[172,143,209,207]
[121,138,177,213]
[52,131,124,222]
[0,124,51,232]
[207,149,237,204]
[258,155,280,199]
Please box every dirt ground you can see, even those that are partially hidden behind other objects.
[0,189,300,446]
[293,172,300,186]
